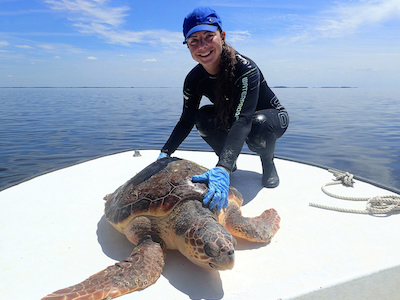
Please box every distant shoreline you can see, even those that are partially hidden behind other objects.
[272,86,357,89]
[0,86,358,89]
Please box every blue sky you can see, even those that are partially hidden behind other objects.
[1,0,399,87]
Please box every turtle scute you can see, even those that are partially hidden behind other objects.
[104,157,208,228]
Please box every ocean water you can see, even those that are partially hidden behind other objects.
[1,87,399,192]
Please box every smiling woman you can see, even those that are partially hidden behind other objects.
[186,30,225,75]
[157,7,290,211]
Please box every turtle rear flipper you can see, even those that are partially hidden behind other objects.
[42,238,165,300]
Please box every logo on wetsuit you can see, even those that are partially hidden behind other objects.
[234,77,248,120]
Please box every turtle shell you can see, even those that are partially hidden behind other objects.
[105,157,208,231]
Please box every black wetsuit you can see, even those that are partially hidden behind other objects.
[161,52,289,172]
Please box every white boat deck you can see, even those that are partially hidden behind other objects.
[0,150,399,300]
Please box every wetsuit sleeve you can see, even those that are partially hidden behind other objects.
[216,67,260,172]
[161,89,201,156]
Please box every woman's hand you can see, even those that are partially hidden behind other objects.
[192,167,230,211]
[157,152,169,160]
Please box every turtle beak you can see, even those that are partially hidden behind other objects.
[210,249,235,270]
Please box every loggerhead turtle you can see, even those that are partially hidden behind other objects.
[42,157,280,300]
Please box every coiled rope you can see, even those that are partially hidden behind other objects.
[309,170,400,215]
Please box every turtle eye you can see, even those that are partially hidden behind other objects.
[204,243,220,258]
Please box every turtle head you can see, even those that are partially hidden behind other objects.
[184,219,236,271]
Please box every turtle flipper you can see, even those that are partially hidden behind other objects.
[222,200,280,243]
[42,238,165,300]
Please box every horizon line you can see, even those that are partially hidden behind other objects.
[0,86,359,89]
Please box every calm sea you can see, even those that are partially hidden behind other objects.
[1,87,399,192]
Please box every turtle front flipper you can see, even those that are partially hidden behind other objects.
[221,199,280,243]
[42,238,165,300]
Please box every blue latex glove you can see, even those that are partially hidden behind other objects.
[157,152,169,160]
[192,167,230,211]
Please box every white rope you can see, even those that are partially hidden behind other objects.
[309,169,400,215]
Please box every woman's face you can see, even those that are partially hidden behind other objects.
[186,30,225,75]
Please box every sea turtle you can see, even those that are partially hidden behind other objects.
[42,157,280,300]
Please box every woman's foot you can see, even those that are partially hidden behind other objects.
[261,161,279,188]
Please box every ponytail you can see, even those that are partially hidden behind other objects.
[214,35,237,128]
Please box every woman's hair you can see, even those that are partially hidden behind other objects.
[215,29,237,128]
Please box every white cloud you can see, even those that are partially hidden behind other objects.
[16,45,34,49]
[35,43,83,54]
[87,56,98,60]
[44,0,181,46]
[0,9,50,16]
[38,44,55,50]
[44,0,129,27]
[143,58,156,63]
[0,41,10,47]
[227,30,251,43]
[54,56,61,59]
[316,0,400,37]
[274,0,400,44]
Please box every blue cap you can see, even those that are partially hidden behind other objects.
[183,7,222,44]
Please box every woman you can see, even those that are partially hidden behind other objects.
[158,7,289,211]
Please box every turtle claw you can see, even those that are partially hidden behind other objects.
[42,238,165,300]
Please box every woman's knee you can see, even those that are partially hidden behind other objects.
[246,109,287,150]
[252,109,288,137]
